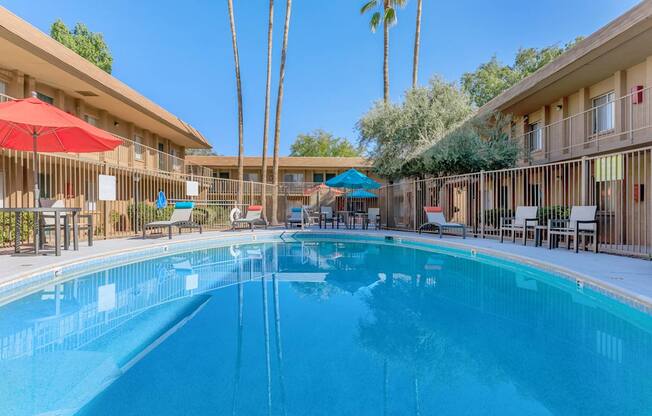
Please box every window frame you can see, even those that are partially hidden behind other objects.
[591,91,616,135]
[527,122,543,152]
[134,135,144,161]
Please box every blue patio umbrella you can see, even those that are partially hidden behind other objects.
[346,190,377,198]
[325,168,380,190]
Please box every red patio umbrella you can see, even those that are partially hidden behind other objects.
[0,96,123,206]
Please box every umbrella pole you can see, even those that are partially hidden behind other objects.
[33,133,39,206]
[32,132,40,252]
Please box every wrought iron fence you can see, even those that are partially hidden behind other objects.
[377,147,651,258]
[0,148,279,248]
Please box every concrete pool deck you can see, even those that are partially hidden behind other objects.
[1,227,651,307]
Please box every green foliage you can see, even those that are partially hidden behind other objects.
[538,205,570,222]
[409,113,521,177]
[360,0,407,32]
[127,203,174,228]
[290,129,362,157]
[461,37,584,108]
[185,148,220,156]
[0,213,34,244]
[50,19,113,73]
[358,76,473,178]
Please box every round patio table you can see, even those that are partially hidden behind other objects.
[0,207,81,256]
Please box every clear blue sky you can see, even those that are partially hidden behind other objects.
[0,0,640,155]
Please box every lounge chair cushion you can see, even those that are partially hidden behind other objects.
[174,201,194,209]
[248,205,263,211]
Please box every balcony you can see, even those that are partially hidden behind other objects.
[0,93,209,177]
[517,86,652,163]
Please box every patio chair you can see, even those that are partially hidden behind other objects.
[418,206,466,238]
[547,205,598,253]
[231,205,267,231]
[142,201,202,239]
[319,206,338,229]
[499,206,539,245]
[40,198,94,248]
[285,207,309,228]
[366,207,381,229]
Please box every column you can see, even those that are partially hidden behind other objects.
[614,70,627,141]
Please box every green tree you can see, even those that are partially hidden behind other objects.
[227,0,245,203]
[50,20,113,73]
[358,76,473,178]
[461,37,584,108]
[271,0,293,224]
[290,130,362,157]
[360,0,406,103]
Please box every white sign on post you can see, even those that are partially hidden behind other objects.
[98,175,116,201]
[186,180,199,197]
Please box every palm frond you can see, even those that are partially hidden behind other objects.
[360,0,378,14]
[369,12,381,32]
[384,8,397,26]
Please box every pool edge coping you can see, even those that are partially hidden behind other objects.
[1,229,651,314]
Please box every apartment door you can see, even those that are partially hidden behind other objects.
[158,143,166,170]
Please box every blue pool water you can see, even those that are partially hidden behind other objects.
[1,238,651,415]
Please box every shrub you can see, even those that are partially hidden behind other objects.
[0,212,34,244]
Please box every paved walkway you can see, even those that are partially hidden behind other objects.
[1,227,651,306]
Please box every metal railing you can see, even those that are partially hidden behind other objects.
[518,86,652,163]
[0,147,280,247]
[378,147,651,258]
[0,93,211,177]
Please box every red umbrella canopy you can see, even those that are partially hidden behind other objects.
[0,97,122,152]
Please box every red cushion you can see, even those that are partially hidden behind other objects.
[424,206,443,213]
[248,205,263,211]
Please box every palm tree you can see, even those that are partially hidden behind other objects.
[227,0,244,203]
[261,0,274,218]
[360,0,406,103]
[412,0,422,89]
[271,0,292,224]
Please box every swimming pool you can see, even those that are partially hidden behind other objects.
[1,235,651,415]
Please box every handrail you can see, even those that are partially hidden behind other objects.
[0,93,215,176]
[514,85,652,160]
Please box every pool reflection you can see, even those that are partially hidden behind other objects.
[0,241,651,416]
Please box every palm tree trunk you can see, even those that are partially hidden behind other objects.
[271,0,292,224]
[261,0,274,218]
[227,0,245,204]
[383,0,390,103]
[412,0,422,89]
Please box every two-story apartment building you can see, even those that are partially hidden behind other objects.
[186,155,379,184]
[0,6,211,209]
[480,0,652,164]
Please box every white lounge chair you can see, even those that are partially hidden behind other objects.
[418,206,466,238]
[548,205,598,253]
[231,205,267,231]
[319,206,338,229]
[499,206,539,245]
[366,207,381,229]
[285,207,309,228]
[143,202,202,239]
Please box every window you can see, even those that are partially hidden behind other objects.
[313,173,324,183]
[219,172,230,179]
[325,173,336,181]
[170,148,181,171]
[244,172,260,182]
[592,91,615,134]
[36,92,54,105]
[134,135,144,161]
[283,173,304,183]
[0,81,6,96]
[83,114,98,127]
[528,122,542,152]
